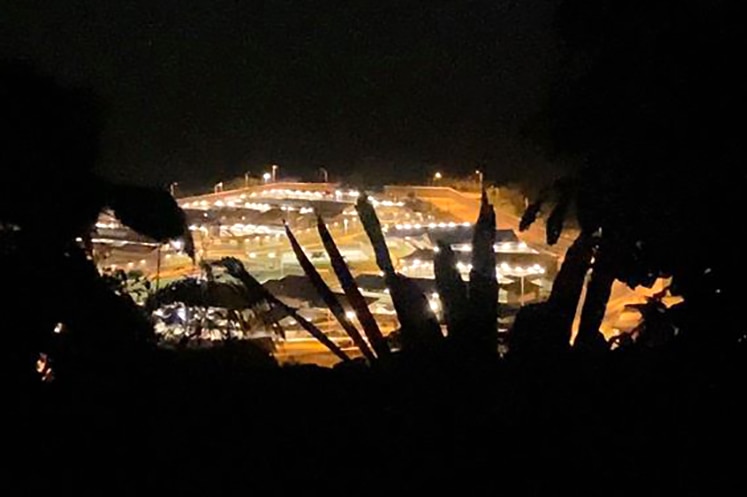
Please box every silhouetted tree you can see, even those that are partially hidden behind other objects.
[0,61,192,384]
[517,0,745,349]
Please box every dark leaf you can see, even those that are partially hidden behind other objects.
[387,273,443,351]
[547,232,594,339]
[519,201,544,232]
[317,216,389,357]
[356,195,394,274]
[286,223,376,362]
[106,183,194,258]
[433,241,468,337]
[574,245,613,353]
[467,190,498,350]
[216,257,350,362]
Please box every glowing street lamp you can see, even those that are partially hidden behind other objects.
[271,164,279,182]
[475,170,484,190]
[262,172,272,183]
[433,171,442,185]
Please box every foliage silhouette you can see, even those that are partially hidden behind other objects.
[285,220,376,362]
[215,257,351,362]
[1,61,193,384]
[317,215,390,357]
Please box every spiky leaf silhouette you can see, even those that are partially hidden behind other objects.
[317,216,389,357]
[216,257,350,362]
[433,241,468,336]
[519,200,544,232]
[356,195,441,350]
[387,273,443,350]
[356,196,394,274]
[545,193,571,245]
[285,222,376,362]
[467,190,498,351]
[575,243,613,353]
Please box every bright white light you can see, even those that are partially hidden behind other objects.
[500,262,510,271]
[263,172,272,181]
[268,252,276,259]
[177,307,187,322]
[139,259,146,265]
[448,222,456,228]
[171,239,184,251]
[433,245,441,253]
[429,299,440,313]
[345,310,357,320]
[249,252,257,259]
[214,200,225,207]
[518,241,528,250]
[53,322,64,334]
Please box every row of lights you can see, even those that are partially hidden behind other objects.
[448,241,533,253]
[403,260,546,276]
[393,221,472,231]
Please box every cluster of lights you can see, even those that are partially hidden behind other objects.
[218,224,285,237]
[335,189,361,199]
[95,221,121,230]
[91,237,160,247]
[402,260,545,277]
[256,189,329,200]
[449,241,535,253]
[368,198,405,208]
[183,199,273,212]
[392,221,472,231]
[182,188,403,216]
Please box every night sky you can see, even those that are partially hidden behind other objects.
[2,1,561,188]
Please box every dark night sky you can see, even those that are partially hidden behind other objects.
[2,1,561,188]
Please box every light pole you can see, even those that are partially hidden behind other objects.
[244,172,251,188]
[319,167,329,183]
[169,182,178,197]
[433,171,442,185]
[475,170,484,191]
[271,164,279,182]
[214,182,224,193]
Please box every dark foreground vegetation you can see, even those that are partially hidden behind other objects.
[3,1,746,494]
